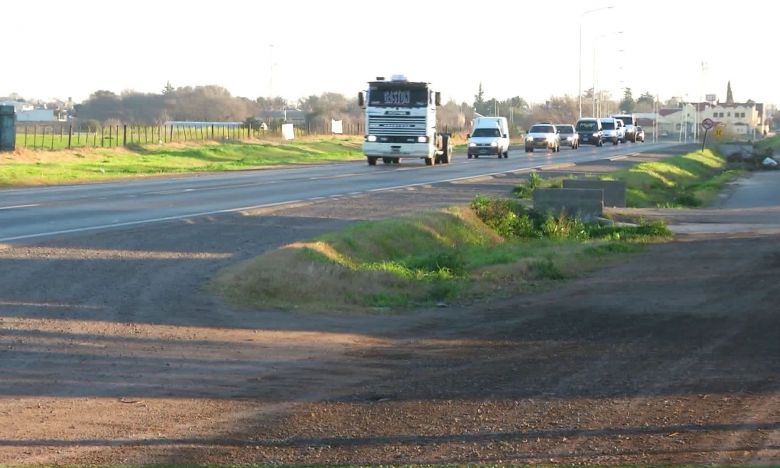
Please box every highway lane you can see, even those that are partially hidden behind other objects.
[0,142,673,243]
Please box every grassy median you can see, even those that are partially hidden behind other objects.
[511,148,741,208]
[0,137,363,187]
[212,198,669,312]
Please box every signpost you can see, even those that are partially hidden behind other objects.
[701,118,714,152]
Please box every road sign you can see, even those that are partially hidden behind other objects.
[701,118,715,130]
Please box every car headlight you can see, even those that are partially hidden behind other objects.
[468,142,476,147]
[592,132,599,137]
[566,136,573,141]
[490,141,498,147]
[417,136,428,143]
[366,135,377,142]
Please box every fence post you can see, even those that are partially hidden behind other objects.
[170,125,174,142]
[67,124,72,149]
[123,125,127,146]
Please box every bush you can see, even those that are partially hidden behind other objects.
[471,195,671,242]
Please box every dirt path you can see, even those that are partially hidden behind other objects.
[1,155,778,465]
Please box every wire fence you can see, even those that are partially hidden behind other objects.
[14,122,368,150]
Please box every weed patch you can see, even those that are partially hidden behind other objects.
[213,199,668,313]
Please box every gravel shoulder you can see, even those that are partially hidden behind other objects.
[0,150,778,466]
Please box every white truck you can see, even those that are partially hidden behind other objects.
[468,116,510,159]
[358,75,453,166]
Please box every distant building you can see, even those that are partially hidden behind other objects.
[17,109,64,122]
[0,101,34,113]
[703,102,768,137]
[257,109,306,125]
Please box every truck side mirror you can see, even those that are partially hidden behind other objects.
[434,92,441,106]
[358,92,365,108]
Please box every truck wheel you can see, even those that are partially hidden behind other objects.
[382,157,391,164]
[367,157,377,166]
[392,158,400,164]
[425,157,435,166]
[441,135,452,164]
[503,150,509,158]
[467,154,472,159]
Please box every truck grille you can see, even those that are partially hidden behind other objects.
[368,115,426,136]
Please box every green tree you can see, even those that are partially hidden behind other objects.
[619,88,636,113]
[473,82,486,114]
[637,91,655,106]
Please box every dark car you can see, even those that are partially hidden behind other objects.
[575,118,603,147]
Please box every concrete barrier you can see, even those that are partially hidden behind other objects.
[0,105,16,152]
[562,179,626,207]
[533,188,604,221]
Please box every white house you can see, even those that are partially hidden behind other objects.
[701,102,767,137]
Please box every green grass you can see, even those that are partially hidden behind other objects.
[755,133,780,151]
[603,148,740,208]
[512,172,563,199]
[0,138,363,187]
[211,201,669,313]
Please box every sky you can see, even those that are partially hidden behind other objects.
[3,0,778,107]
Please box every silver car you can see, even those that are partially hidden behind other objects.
[555,124,579,149]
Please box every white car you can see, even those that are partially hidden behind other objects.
[468,117,510,159]
[600,118,621,145]
[524,123,561,153]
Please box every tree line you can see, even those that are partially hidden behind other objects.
[8,83,729,135]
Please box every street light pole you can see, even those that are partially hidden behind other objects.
[593,30,623,118]
[579,6,613,118]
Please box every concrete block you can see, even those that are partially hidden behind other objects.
[563,179,626,207]
[533,188,604,221]
[0,105,16,152]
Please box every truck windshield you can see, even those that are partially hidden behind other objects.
[472,128,501,137]
[368,85,428,107]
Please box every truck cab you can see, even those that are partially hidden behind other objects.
[468,116,510,159]
[612,114,638,142]
[359,75,452,166]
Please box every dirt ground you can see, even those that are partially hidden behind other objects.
[0,152,778,466]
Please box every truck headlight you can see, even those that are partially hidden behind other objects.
[592,132,600,137]
[417,136,428,143]
[490,141,498,147]
[366,135,377,142]
[468,142,476,147]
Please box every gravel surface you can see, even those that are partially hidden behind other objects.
[1,153,778,466]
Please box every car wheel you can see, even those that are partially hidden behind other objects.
[367,157,377,166]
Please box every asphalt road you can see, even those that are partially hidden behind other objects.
[0,142,673,243]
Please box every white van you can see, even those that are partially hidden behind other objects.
[468,116,510,159]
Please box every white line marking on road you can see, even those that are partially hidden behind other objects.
[0,204,40,211]
[0,199,305,243]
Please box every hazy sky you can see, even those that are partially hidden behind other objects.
[4,0,778,106]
